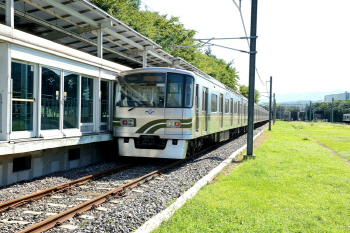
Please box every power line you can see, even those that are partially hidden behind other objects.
[231,0,266,87]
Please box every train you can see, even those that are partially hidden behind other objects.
[343,114,350,123]
[113,67,269,159]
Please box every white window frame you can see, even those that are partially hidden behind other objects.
[10,59,38,140]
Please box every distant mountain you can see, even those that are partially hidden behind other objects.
[259,89,347,105]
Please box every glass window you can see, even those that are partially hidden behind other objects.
[234,102,238,114]
[11,62,34,131]
[116,73,166,108]
[81,77,94,123]
[166,73,183,108]
[225,99,229,113]
[63,72,79,129]
[41,67,60,130]
[101,80,109,123]
[211,94,217,112]
[184,76,194,108]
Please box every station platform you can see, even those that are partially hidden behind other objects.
[0,134,114,187]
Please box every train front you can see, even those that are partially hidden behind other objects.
[113,68,195,159]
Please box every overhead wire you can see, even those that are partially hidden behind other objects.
[231,0,266,87]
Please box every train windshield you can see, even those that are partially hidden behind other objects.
[116,73,166,108]
[116,72,194,108]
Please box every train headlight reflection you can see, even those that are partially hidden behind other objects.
[166,120,181,128]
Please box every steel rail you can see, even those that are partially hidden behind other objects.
[18,127,256,233]
[18,141,227,233]
[0,163,132,213]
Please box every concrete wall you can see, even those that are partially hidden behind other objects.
[0,141,114,187]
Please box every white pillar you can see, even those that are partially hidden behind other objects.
[5,0,14,29]
[0,43,12,141]
[97,28,103,59]
[94,74,101,134]
[143,50,147,68]
[97,21,113,59]
[143,45,155,68]
[172,58,181,68]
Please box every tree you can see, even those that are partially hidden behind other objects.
[90,0,240,90]
[238,85,260,104]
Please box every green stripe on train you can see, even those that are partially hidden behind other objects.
[114,118,192,133]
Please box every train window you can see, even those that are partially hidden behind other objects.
[234,102,238,114]
[230,99,233,114]
[225,99,229,113]
[116,73,166,108]
[211,94,217,112]
[184,76,194,108]
[166,73,183,108]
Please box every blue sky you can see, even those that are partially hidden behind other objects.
[139,0,350,100]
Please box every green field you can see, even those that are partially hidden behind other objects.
[291,121,350,160]
[153,121,350,232]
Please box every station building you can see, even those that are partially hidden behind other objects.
[0,0,203,187]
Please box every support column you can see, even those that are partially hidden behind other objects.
[6,0,14,29]
[268,76,272,130]
[97,21,113,59]
[331,97,334,123]
[97,28,103,58]
[246,0,258,156]
[273,93,276,124]
[172,57,181,68]
[142,45,155,68]
[309,101,312,122]
[94,75,101,134]
[0,43,12,141]
[143,50,147,68]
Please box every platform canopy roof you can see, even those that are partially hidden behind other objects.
[0,0,211,77]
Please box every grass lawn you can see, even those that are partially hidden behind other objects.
[291,121,350,160]
[153,121,350,232]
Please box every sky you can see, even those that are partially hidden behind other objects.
[139,0,350,101]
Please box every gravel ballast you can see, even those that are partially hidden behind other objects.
[0,125,266,232]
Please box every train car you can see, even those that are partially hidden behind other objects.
[343,114,350,123]
[113,67,268,159]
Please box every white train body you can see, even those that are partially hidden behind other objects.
[113,67,268,159]
[343,114,350,123]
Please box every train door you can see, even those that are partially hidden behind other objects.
[230,98,233,126]
[195,84,199,132]
[219,94,223,128]
[243,103,246,124]
[202,87,208,131]
[238,101,241,126]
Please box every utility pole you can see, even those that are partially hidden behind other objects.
[309,101,312,122]
[331,98,334,123]
[268,76,272,130]
[306,104,308,121]
[246,0,258,157]
[273,93,276,124]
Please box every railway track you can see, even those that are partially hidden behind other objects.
[0,125,264,233]
[0,138,229,233]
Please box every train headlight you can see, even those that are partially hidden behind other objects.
[121,118,134,126]
[166,120,181,128]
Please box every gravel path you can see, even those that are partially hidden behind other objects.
[0,125,266,232]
